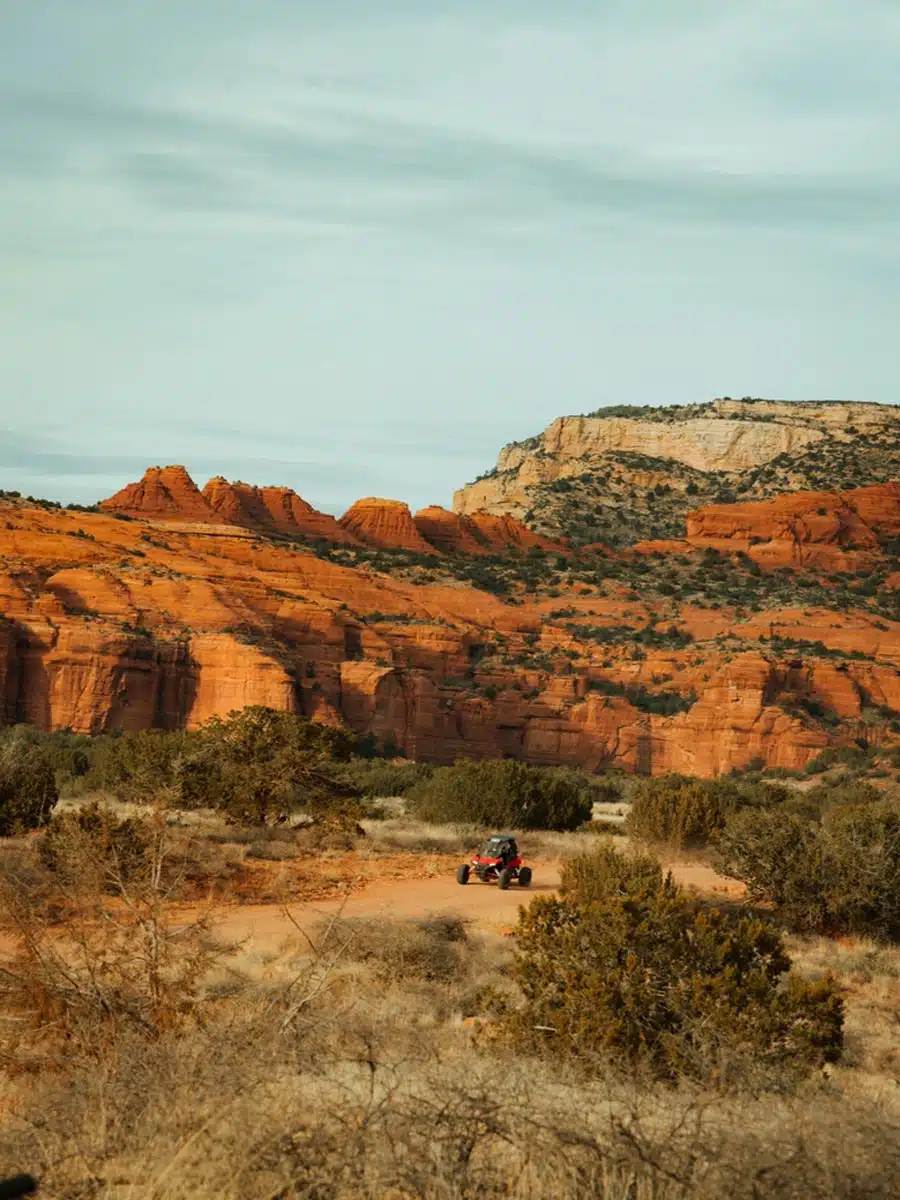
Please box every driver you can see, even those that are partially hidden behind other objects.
[497,839,517,865]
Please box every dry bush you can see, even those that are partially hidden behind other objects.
[38,800,153,888]
[0,879,898,1197]
[2,989,900,1199]
[0,803,238,1067]
[787,935,900,1088]
[314,914,471,985]
[360,817,481,856]
[361,816,618,862]
[3,822,900,1197]
[580,817,627,836]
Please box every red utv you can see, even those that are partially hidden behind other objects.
[456,835,532,890]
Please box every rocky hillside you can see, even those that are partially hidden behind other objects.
[99,467,557,557]
[2,473,900,778]
[454,399,900,546]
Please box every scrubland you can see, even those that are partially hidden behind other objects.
[3,718,900,1196]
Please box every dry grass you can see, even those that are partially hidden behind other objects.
[3,913,900,1199]
[787,935,900,1095]
[4,803,900,1197]
[360,815,620,863]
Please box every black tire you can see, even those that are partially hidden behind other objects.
[518,866,532,888]
[498,868,513,891]
[456,864,470,885]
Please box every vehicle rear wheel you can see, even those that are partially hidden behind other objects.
[498,868,512,890]
[518,866,532,887]
[456,864,470,885]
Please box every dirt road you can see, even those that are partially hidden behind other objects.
[192,857,744,953]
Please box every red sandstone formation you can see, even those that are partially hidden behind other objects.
[201,479,360,544]
[844,482,900,538]
[4,480,899,777]
[102,468,361,545]
[413,507,491,556]
[468,512,561,554]
[202,477,273,529]
[340,498,437,553]
[676,483,900,571]
[99,464,561,556]
[411,506,562,556]
[99,466,222,524]
[259,487,360,544]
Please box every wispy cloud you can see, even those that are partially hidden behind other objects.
[1,0,898,514]
[4,79,899,241]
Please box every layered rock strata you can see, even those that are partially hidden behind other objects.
[2,491,897,776]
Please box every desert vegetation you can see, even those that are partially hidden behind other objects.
[508,845,843,1087]
[2,711,900,1196]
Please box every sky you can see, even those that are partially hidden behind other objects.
[1,1,899,515]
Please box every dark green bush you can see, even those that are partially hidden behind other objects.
[343,759,434,799]
[716,801,900,941]
[86,729,194,801]
[178,707,360,826]
[627,775,789,849]
[0,726,93,792]
[506,844,844,1086]
[803,745,873,775]
[0,746,59,836]
[408,760,595,830]
[628,775,733,848]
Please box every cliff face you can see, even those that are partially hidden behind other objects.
[411,507,562,556]
[468,512,560,554]
[201,477,359,544]
[258,487,359,544]
[413,507,491,556]
[454,399,900,547]
[99,466,222,525]
[102,468,360,545]
[668,483,900,572]
[339,498,439,553]
[2,483,898,777]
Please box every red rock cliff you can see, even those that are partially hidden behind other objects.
[202,478,359,544]
[100,466,222,524]
[340,498,437,553]
[413,507,491,556]
[468,512,562,554]
[3,485,898,778]
[258,488,360,544]
[683,483,900,571]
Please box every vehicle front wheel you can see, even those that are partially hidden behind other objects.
[498,868,513,890]
[456,864,470,885]
[518,867,532,887]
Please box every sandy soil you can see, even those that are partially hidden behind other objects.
[176,856,745,952]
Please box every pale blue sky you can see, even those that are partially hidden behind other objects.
[1,1,898,513]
